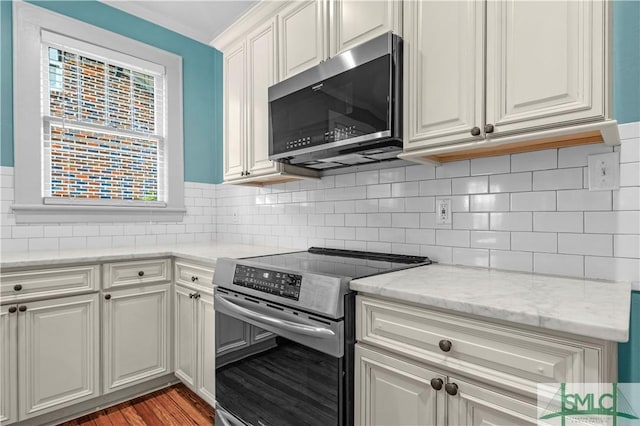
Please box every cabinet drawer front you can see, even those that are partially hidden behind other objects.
[357,296,603,398]
[0,265,100,302]
[103,259,171,289]
[174,261,214,294]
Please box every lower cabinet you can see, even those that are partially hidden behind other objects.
[356,345,538,426]
[102,283,172,394]
[174,284,216,406]
[1,294,100,424]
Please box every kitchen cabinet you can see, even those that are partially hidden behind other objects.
[102,283,172,394]
[0,306,17,426]
[278,0,327,80]
[355,295,616,425]
[0,294,100,423]
[222,18,319,185]
[329,0,401,56]
[401,0,619,164]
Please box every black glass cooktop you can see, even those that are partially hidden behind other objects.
[243,247,432,280]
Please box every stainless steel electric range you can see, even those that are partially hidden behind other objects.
[213,247,432,426]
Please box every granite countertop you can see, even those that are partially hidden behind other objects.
[350,264,631,342]
[0,242,295,269]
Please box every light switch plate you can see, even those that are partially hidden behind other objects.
[588,152,620,191]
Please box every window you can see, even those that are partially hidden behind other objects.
[13,2,184,223]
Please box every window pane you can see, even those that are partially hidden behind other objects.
[49,48,79,119]
[50,125,158,201]
[107,65,133,130]
[79,56,106,124]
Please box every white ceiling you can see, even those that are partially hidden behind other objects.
[102,0,258,45]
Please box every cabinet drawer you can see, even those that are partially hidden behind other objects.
[0,265,100,302]
[357,295,606,399]
[103,259,171,289]
[174,260,214,294]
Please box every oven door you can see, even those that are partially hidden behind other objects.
[214,289,346,426]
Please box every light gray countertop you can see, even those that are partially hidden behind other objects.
[350,264,631,342]
[0,242,294,269]
[2,244,631,342]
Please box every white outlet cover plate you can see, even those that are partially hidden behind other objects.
[588,151,620,191]
[436,198,452,224]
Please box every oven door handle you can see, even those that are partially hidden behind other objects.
[214,294,336,338]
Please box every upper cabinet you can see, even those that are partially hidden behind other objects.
[329,0,401,56]
[213,0,399,186]
[401,0,618,164]
[279,1,327,80]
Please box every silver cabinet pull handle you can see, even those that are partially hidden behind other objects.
[214,294,335,338]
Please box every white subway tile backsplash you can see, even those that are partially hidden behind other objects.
[356,170,379,186]
[392,213,420,228]
[420,179,451,196]
[557,189,612,211]
[511,150,557,172]
[406,228,435,245]
[436,229,470,247]
[470,156,510,176]
[379,228,406,243]
[620,138,640,163]
[453,248,489,267]
[345,214,366,227]
[490,250,533,272]
[356,227,379,241]
[367,213,392,227]
[334,201,355,213]
[619,122,640,140]
[335,173,355,187]
[584,256,640,282]
[405,197,434,212]
[620,162,640,187]
[380,167,406,183]
[379,198,406,212]
[366,184,391,199]
[392,182,419,197]
[534,253,584,277]
[614,235,640,258]
[436,160,469,178]
[557,144,613,168]
[406,164,435,181]
[452,176,488,195]
[12,226,44,239]
[533,168,583,190]
[451,195,470,212]
[511,232,557,253]
[558,233,612,256]
[421,245,453,263]
[356,199,379,213]
[470,194,509,212]
[453,213,489,230]
[490,212,532,231]
[534,212,583,233]
[470,231,510,250]
[510,192,556,212]
[489,172,532,193]
[614,187,640,211]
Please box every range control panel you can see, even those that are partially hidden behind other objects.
[232,265,302,301]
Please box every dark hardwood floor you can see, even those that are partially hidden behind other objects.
[58,384,214,426]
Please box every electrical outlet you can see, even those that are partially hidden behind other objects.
[232,208,240,224]
[436,199,451,224]
[588,152,619,191]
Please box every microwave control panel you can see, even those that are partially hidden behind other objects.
[233,265,302,301]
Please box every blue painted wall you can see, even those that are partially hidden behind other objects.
[619,292,640,382]
[613,0,640,124]
[0,0,223,183]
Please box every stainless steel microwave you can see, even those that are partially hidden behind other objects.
[268,32,402,170]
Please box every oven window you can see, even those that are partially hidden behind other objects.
[216,334,341,426]
[270,55,391,155]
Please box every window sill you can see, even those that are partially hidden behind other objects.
[12,204,186,224]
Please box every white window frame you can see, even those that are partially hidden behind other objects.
[12,1,185,223]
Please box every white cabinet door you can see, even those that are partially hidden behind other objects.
[216,312,250,355]
[197,293,216,405]
[224,41,247,181]
[355,345,445,426]
[103,284,172,394]
[279,0,327,80]
[174,285,196,388]
[18,294,99,420]
[330,0,401,56]
[447,376,538,425]
[247,19,280,177]
[0,306,17,426]
[485,0,606,136]
[404,0,484,150]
